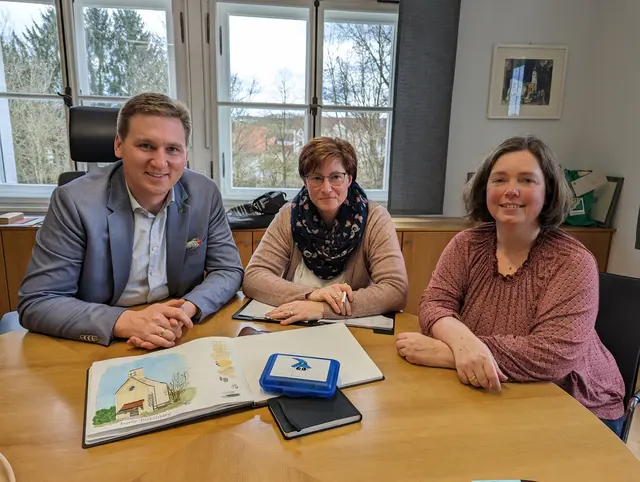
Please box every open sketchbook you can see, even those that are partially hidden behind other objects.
[83,323,383,448]
[233,299,395,334]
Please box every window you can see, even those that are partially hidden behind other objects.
[216,3,311,198]
[321,10,396,192]
[73,0,177,105]
[215,1,397,201]
[0,0,69,188]
[0,0,177,208]
[0,0,396,208]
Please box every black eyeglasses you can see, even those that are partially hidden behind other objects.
[305,172,348,187]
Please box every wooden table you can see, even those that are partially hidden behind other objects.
[1,298,638,481]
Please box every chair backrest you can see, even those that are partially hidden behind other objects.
[68,106,120,164]
[58,171,86,186]
[594,272,640,406]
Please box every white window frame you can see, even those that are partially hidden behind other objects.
[214,1,314,201]
[213,0,398,202]
[0,0,397,210]
[0,0,72,209]
[0,0,186,210]
[317,7,397,196]
[72,0,178,102]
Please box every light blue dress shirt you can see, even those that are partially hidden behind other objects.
[116,185,175,307]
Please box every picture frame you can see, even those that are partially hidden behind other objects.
[590,176,624,228]
[487,44,569,119]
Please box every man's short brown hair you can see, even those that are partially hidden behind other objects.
[463,135,573,228]
[298,137,358,182]
[116,92,192,144]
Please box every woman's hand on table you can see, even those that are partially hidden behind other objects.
[450,332,507,390]
[396,332,456,368]
[265,300,325,325]
[307,283,353,316]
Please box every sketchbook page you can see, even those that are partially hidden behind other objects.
[319,315,393,330]
[235,323,383,403]
[84,337,253,443]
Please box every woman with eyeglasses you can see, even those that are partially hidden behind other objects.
[242,137,408,324]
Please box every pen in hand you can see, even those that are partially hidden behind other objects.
[341,291,346,305]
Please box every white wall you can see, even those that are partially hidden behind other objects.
[443,0,597,215]
[580,0,640,276]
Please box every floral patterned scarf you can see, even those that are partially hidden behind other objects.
[291,183,368,280]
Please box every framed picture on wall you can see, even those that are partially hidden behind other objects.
[487,44,569,119]
[590,176,624,228]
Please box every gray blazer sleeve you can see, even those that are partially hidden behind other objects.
[182,184,243,319]
[17,187,126,345]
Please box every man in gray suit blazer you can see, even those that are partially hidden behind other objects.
[18,93,243,348]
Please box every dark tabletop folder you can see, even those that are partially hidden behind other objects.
[267,389,362,439]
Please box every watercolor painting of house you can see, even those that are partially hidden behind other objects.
[92,353,195,427]
[114,368,170,421]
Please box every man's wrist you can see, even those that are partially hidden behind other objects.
[113,310,131,338]
[182,300,201,322]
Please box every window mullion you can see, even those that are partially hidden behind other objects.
[309,0,320,138]
[58,0,79,171]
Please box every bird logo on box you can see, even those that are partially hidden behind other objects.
[291,358,311,371]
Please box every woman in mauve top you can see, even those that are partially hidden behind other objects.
[396,135,625,435]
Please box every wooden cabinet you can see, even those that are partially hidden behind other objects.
[563,229,612,272]
[0,222,617,318]
[0,233,10,316]
[401,232,457,316]
[252,230,265,253]
[2,230,37,311]
[232,231,252,268]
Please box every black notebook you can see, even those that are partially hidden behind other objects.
[267,389,362,439]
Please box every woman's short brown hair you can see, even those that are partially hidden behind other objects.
[117,92,192,144]
[463,135,572,228]
[298,137,358,183]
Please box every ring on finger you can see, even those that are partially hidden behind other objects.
[288,309,294,316]
[468,374,477,383]
[159,328,167,337]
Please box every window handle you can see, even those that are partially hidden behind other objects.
[180,12,185,43]
[57,87,73,108]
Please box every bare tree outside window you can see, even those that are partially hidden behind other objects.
[322,21,395,190]
[230,69,305,189]
[225,14,395,192]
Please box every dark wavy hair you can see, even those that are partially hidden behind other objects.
[463,135,572,228]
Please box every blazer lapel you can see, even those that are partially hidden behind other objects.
[106,166,134,305]
[166,180,190,295]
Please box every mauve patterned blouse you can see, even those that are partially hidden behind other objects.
[419,223,624,420]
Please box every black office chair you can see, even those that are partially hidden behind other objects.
[594,272,640,442]
[59,106,120,186]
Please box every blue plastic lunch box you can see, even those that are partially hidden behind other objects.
[259,353,340,398]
